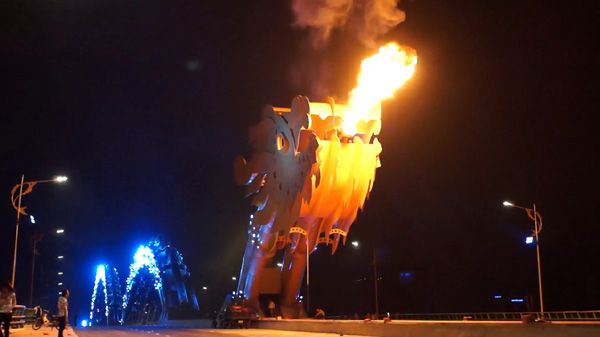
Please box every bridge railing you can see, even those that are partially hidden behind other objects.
[326,310,600,321]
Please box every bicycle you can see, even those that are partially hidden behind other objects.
[32,308,58,330]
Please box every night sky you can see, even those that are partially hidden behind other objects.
[2,0,598,318]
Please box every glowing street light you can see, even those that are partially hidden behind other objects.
[9,174,69,287]
[57,256,64,260]
[231,276,237,281]
[57,282,63,286]
[202,286,208,290]
[57,272,63,276]
[502,200,545,320]
[349,240,380,317]
[56,229,65,234]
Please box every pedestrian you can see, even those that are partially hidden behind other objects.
[0,282,16,337]
[57,289,69,337]
[268,300,276,317]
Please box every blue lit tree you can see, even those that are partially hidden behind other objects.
[89,264,122,325]
[121,245,165,324]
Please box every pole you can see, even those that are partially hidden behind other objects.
[11,174,25,288]
[373,248,379,318]
[533,203,544,319]
[29,238,37,306]
[306,235,310,316]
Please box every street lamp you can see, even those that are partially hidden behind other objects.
[351,240,380,318]
[10,175,68,287]
[56,229,65,234]
[502,200,545,320]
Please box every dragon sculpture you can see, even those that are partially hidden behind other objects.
[234,95,382,317]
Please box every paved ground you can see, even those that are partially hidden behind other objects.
[10,326,78,337]
[76,327,368,337]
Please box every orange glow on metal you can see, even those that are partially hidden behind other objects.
[234,41,417,316]
[296,98,382,253]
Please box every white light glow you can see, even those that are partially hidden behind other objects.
[58,256,64,259]
[276,262,283,268]
[90,264,109,322]
[525,236,534,245]
[231,276,237,281]
[202,286,208,290]
[30,215,36,224]
[56,229,65,234]
[57,272,63,275]
[502,201,514,207]
[351,241,359,248]
[54,176,68,183]
[122,245,163,311]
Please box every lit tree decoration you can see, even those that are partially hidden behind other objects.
[121,245,163,311]
[89,264,109,325]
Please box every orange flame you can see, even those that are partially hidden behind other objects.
[342,42,417,135]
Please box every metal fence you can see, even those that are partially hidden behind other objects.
[328,310,600,321]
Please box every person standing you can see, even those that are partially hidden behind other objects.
[0,282,16,337]
[267,300,276,317]
[57,289,69,337]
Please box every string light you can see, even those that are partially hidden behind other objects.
[122,245,163,311]
[89,265,109,324]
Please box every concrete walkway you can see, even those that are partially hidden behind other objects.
[9,326,78,337]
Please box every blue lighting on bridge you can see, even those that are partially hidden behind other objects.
[511,298,524,303]
[122,245,163,310]
[494,295,502,299]
[399,271,413,279]
[80,319,88,327]
[89,264,109,322]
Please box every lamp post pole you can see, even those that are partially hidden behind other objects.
[306,235,310,316]
[503,201,544,320]
[533,203,544,319]
[11,174,25,287]
[10,175,68,289]
[373,248,379,319]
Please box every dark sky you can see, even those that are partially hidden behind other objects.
[2,0,598,317]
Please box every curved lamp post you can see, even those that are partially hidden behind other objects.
[351,240,380,318]
[503,200,544,320]
[10,175,68,287]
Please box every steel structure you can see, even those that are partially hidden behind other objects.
[89,264,122,325]
[235,96,383,317]
[120,240,199,324]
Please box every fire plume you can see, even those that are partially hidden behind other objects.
[342,42,417,135]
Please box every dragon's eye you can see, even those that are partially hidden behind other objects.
[276,133,289,152]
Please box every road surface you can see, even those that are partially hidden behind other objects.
[77,327,366,337]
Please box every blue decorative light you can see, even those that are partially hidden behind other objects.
[122,245,163,310]
[511,298,524,303]
[89,264,109,324]
[81,319,89,327]
[494,295,502,299]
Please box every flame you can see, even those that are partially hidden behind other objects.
[342,42,417,135]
